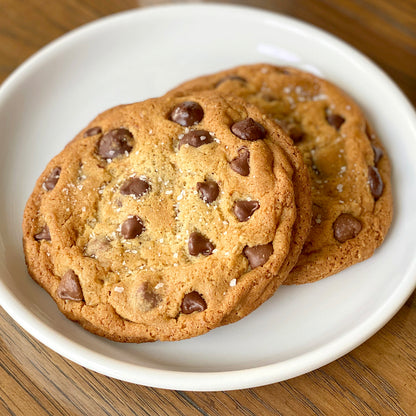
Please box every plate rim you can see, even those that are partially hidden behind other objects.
[0,3,415,391]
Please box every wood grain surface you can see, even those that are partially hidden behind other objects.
[0,0,415,415]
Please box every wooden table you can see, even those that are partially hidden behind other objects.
[0,1,415,414]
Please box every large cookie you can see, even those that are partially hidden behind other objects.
[169,64,393,284]
[23,92,311,342]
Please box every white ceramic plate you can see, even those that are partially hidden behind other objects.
[0,4,415,391]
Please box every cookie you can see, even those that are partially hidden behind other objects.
[169,63,393,284]
[23,91,311,342]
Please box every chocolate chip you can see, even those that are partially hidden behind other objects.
[43,167,61,191]
[181,291,207,314]
[372,144,384,164]
[231,118,267,141]
[84,126,102,137]
[233,200,260,222]
[137,282,161,311]
[34,226,51,241]
[368,166,384,200]
[215,75,247,87]
[97,128,133,160]
[179,130,213,148]
[57,270,83,301]
[365,123,375,141]
[333,213,362,243]
[243,243,273,268]
[288,125,305,143]
[188,232,215,256]
[85,237,110,258]
[230,147,250,176]
[121,216,144,239]
[259,92,277,102]
[196,180,219,203]
[170,101,204,126]
[326,112,345,130]
[120,178,150,198]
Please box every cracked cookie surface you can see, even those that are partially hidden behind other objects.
[22,92,311,342]
[169,64,393,284]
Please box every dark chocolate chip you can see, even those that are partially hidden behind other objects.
[368,166,384,200]
[231,118,267,141]
[243,243,273,268]
[121,216,144,239]
[34,226,51,241]
[120,178,151,198]
[215,75,247,87]
[84,126,102,137]
[181,291,207,314]
[196,180,219,203]
[188,232,215,256]
[326,113,345,130]
[333,213,362,243]
[43,167,61,191]
[57,270,83,301]
[170,101,204,126]
[230,147,250,176]
[137,282,161,311]
[97,128,133,160]
[372,144,384,164]
[233,200,260,222]
[179,130,213,148]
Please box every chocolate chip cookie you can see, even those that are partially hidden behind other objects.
[169,64,393,284]
[22,91,311,342]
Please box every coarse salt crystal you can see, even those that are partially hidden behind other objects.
[230,279,237,287]
[114,286,124,293]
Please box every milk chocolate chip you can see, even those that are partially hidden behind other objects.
[333,213,362,243]
[179,130,213,148]
[121,216,144,239]
[34,226,51,241]
[215,75,247,87]
[85,237,110,258]
[243,243,273,268]
[288,124,305,143]
[97,128,133,159]
[231,118,266,141]
[43,167,61,191]
[170,101,204,126]
[181,291,207,314]
[120,178,150,198]
[84,126,102,137]
[188,232,215,256]
[368,166,384,200]
[137,282,161,311]
[372,144,384,164]
[196,180,219,203]
[230,148,250,176]
[57,270,83,301]
[233,200,260,222]
[326,112,345,130]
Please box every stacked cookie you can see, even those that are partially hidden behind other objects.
[169,64,393,284]
[22,64,392,343]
